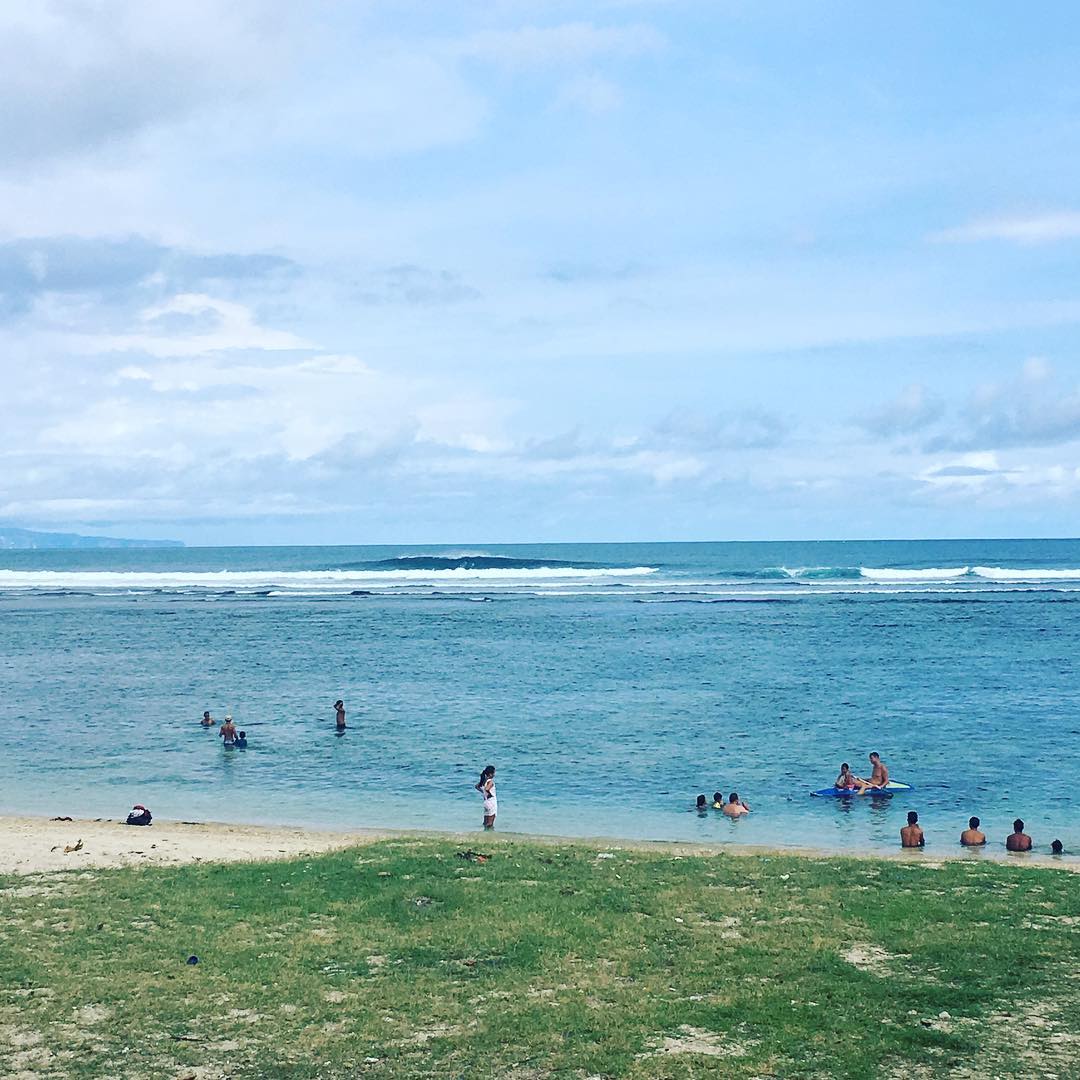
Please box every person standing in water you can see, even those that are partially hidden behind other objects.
[200,711,215,727]
[334,700,346,731]
[219,715,237,747]
[476,765,497,829]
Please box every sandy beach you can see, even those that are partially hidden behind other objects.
[1,813,1075,876]
[0,815,390,876]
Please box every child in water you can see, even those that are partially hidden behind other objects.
[695,794,708,812]
[712,791,724,809]
[235,731,248,749]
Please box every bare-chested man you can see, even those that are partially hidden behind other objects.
[1006,819,1033,852]
[960,816,986,846]
[900,810,925,848]
[722,792,751,817]
[854,751,889,794]
[219,715,237,746]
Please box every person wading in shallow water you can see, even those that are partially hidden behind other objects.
[1006,819,1033,852]
[219,715,237,747]
[476,765,497,829]
[334,700,346,731]
[900,810,925,848]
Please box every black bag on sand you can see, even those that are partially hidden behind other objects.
[125,806,152,826]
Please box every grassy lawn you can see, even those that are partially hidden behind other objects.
[1,838,1078,1078]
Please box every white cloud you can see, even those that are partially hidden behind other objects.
[859,383,944,438]
[87,294,312,357]
[0,1,298,167]
[555,74,624,114]
[452,21,663,68]
[931,211,1080,245]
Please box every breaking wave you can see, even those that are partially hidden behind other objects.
[0,565,659,595]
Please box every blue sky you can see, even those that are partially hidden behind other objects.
[2,1,1080,543]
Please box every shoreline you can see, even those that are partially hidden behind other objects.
[1,812,1075,876]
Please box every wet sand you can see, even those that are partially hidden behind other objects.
[0,813,1074,875]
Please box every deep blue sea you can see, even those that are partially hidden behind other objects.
[1,539,1078,856]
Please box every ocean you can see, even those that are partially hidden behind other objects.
[1,538,1077,856]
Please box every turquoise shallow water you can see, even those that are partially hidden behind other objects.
[1,539,1078,855]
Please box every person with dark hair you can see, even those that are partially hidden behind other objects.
[476,765,497,829]
[1006,819,1032,852]
[695,794,708,812]
[900,810,924,847]
[960,816,986,846]
[235,730,248,749]
[200,711,215,727]
[334,700,346,731]
[723,792,750,818]
[854,752,889,794]
[711,791,724,809]
[835,763,857,791]
[1051,839,1065,856]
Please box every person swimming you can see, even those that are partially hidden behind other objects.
[200,711,215,727]
[235,730,248,749]
[723,792,750,818]
[1051,839,1064,855]
[695,794,708,812]
[712,791,724,809]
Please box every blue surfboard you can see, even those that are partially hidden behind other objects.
[811,780,912,797]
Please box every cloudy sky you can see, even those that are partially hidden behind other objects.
[3,1,1080,544]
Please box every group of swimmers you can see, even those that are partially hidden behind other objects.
[199,711,248,748]
[197,698,350,744]
[901,811,1065,854]
[695,792,751,818]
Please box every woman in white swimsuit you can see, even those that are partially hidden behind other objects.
[476,764,497,829]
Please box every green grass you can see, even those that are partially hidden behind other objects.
[1,839,1078,1078]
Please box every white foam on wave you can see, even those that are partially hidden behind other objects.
[972,566,1080,581]
[0,566,659,592]
[859,566,970,582]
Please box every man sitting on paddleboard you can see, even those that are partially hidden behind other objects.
[853,751,889,794]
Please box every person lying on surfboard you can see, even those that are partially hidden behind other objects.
[852,751,889,794]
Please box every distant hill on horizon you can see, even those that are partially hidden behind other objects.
[0,527,183,550]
